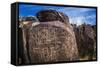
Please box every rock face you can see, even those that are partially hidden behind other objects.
[72,24,96,60]
[28,21,79,63]
[18,10,96,64]
[23,10,79,63]
[18,10,79,64]
[37,10,69,25]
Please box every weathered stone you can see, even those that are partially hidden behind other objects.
[73,24,96,60]
[19,10,79,64]
[37,10,69,25]
[28,21,79,63]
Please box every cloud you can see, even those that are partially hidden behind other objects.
[56,7,96,25]
[70,14,96,26]
[70,16,85,26]
[19,4,96,25]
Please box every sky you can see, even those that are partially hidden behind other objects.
[19,4,96,25]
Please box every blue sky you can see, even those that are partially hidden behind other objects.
[19,4,96,25]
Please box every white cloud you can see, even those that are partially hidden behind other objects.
[85,15,96,19]
[70,16,85,26]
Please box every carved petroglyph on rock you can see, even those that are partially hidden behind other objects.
[19,10,79,64]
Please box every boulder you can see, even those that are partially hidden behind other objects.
[73,24,96,60]
[26,10,79,63]
[19,10,79,64]
[37,10,69,25]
